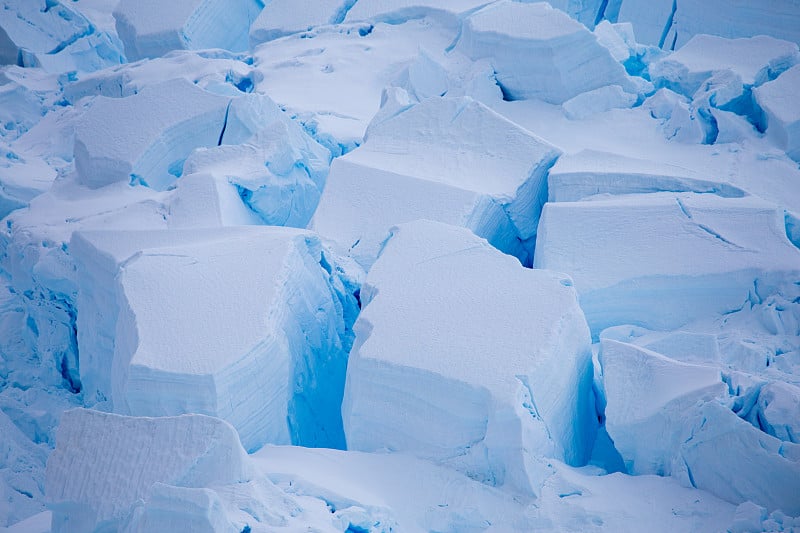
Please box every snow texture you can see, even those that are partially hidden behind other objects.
[342,220,595,495]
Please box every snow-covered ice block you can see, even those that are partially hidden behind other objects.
[63,49,261,104]
[601,338,800,513]
[754,65,800,162]
[611,0,675,48]
[601,325,722,366]
[249,0,355,44]
[182,115,331,228]
[71,226,352,451]
[342,220,595,495]
[599,338,726,476]
[0,411,48,527]
[547,150,745,202]
[345,0,487,26]
[457,1,635,103]
[113,0,263,61]
[74,78,317,192]
[650,35,799,100]
[643,88,710,144]
[680,401,800,514]
[166,172,263,228]
[45,408,253,533]
[311,96,560,268]
[73,78,227,190]
[671,0,800,50]
[534,193,800,334]
[754,381,800,444]
[0,0,123,73]
[562,84,637,119]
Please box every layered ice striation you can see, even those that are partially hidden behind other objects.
[754,64,800,163]
[456,1,636,103]
[311,94,560,268]
[600,338,800,514]
[547,149,746,202]
[113,0,264,61]
[71,226,354,451]
[534,193,800,335]
[342,220,595,495]
[45,408,254,533]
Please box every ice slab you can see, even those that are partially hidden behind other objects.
[0,0,116,69]
[534,193,800,335]
[671,0,800,50]
[342,220,595,495]
[650,35,799,98]
[74,78,320,193]
[45,408,253,533]
[311,95,560,268]
[113,0,263,61]
[249,0,350,44]
[611,0,800,49]
[754,64,800,163]
[599,338,726,476]
[547,150,746,202]
[71,226,352,451]
[457,1,635,103]
[562,84,637,120]
[601,338,800,514]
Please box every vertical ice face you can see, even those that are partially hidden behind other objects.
[342,220,595,495]
[45,408,254,533]
[113,0,264,61]
[754,64,800,163]
[534,193,800,336]
[457,1,636,103]
[71,227,355,451]
[311,95,561,268]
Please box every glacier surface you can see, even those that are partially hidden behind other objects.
[1,0,799,531]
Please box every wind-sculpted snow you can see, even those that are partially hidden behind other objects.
[312,95,560,268]
[342,221,595,495]
[71,227,354,451]
[113,0,264,61]
[535,193,800,335]
[457,1,637,103]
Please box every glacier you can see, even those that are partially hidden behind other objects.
[1,0,800,531]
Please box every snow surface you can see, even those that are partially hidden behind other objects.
[1,0,800,531]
